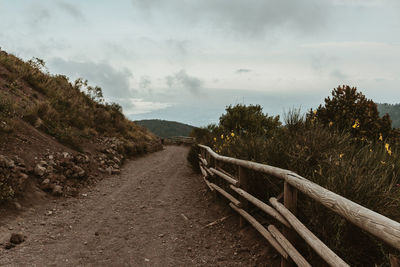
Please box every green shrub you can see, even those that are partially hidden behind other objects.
[312,85,395,142]
[219,104,281,138]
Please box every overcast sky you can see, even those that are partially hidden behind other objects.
[1,0,399,126]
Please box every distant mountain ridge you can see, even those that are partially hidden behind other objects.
[135,119,195,138]
[377,103,400,128]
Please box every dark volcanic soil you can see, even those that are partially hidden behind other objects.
[0,146,279,266]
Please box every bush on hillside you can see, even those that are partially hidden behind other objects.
[219,104,281,138]
[311,85,395,142]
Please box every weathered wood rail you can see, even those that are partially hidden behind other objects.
[164,136,195,145]
[198,144,400,266]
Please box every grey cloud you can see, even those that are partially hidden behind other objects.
[166,39,188,56]
[165,70,203,94]
[330,69,348,80]
[48,58,136,98]
[57,1,85,21]
[131,0,330,36]
[104,42,136,59]
[309,54,340,74]
[26,5,51,27]
[139,76,151,89]
[236,69,251,73]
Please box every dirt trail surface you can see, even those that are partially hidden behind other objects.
[0,146,277,266]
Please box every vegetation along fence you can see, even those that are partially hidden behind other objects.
[197,144,400,267]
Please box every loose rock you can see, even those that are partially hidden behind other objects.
[10,232,25,244]
[34,164,46,177]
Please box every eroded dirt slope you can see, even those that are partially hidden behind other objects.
[0,146,278,266]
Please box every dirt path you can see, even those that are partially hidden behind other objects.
[0,146,277,266]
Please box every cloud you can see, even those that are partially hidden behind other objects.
[330,69,348,80]
[302,41,398,49]
[165,70,203,94]
[47,59,172,116]
[48,58,135,98]
[139,76,152,91]
[331,0,394,7]
[236,69,251,73]
[26,5,51,27]
[56,1,85,21]
[118,98,171,115]
[165,39,188,56]
[25,1,84,29]
[131,0,330,37]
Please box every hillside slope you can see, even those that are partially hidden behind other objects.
[0,50,161,203]
[135,119,195,138]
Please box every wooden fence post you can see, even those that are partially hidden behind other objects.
[282,181,298,267]
[206,151,211,167]
[238,166,249,228]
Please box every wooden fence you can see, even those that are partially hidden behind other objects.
[197,144,400,266]
[164,136,195,145]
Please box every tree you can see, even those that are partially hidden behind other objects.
[219,104,281,138]
[312,85,393,141]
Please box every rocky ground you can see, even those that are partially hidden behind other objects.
[0,130,162,201]
[0,146,279,266]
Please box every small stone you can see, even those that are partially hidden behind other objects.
[38,160,47,166]
[10,232,25,244]
[34,164,46,177]
[4,242,15,249]
[19,173,28,182]
[0,155,15,168]
[111,169,121,175]
[144,258,150,262]
[52,185,63,196]
[34,118,43,128]
[72,165,85,178]
[94,231,99,236]
[158,234,164,238]
[113,156,120,164]
[105,167,112,175]
[13,201,22,210]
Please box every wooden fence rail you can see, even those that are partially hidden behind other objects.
[164,136,195,145]
[197,144,400,266]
